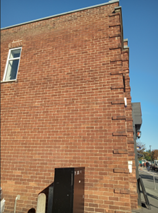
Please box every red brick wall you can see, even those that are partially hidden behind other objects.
[1,2,137,213]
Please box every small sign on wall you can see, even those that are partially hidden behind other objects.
[128,161,132,173]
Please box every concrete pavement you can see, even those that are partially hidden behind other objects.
[132,168,158,213]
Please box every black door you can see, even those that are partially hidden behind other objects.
[52,168,74,213]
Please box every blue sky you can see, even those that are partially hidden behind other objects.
[1,0,158,151]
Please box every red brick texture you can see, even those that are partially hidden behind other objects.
[1,2,138,213]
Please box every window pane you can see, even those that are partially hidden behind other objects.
[9,49,21,59]
[4,59,19,80]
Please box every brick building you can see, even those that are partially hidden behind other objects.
[1,0,139,212]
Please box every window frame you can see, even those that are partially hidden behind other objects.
[3,47,22,82]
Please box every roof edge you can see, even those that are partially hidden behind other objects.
[1,0,119,30]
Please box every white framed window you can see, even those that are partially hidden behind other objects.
[3,47,22,81]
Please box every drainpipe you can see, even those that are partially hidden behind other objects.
[134,125,141,206]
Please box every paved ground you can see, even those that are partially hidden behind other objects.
[132,168,158,213]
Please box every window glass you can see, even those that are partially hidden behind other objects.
[9,49,21,59]
[5,60,19,81]
[3,47,22,81]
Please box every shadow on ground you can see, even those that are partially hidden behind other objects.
[146,192,158,200]
[139,174,158,183]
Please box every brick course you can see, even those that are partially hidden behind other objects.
[1,1,138,213]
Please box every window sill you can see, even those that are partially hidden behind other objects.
[1,79,18,83]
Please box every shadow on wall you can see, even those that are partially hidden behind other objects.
[27,182,54,213]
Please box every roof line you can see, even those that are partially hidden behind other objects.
[1,0,119,30]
